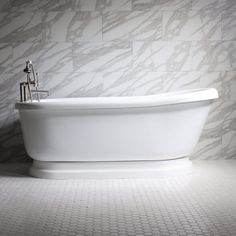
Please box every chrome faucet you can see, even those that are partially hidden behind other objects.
[20,60,49,102]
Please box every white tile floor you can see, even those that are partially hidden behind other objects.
[0,161,236,236]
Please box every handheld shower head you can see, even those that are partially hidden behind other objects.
[23,60,32,74]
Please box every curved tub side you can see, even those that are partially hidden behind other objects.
[18,100,212,163]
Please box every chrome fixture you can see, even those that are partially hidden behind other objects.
[20,60,49,102]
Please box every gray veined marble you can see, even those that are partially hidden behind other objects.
[39,72,104,98]
[222,10,236,41]
[0,44,12,73]
[192,41,236,71]
[9,0,132,12]
[12,42,73,73]
[10,0,74,12]
[0,12,42,43]
[0,0,11,12]
[0,104,14,134]
[133,0,191,11]
[163,10,221,41]
[191,135,222,160]
[103,11,162,41]
[221,72,236,101]
[0,74,19,104]
[133,41,192,72]
[132,41,153,71]
[72,0,132,12]
[0,104,14,161]
[192,0,236,12]
[43,11,102,42]
[102,70,163,96]
[161,72,200,92]
[73,42,132,72]
[0,103,27,162]
[199,72,222,99]
[151,41,192,71]
[222,102,236,159]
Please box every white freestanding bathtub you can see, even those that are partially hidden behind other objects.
[16,88,218,179]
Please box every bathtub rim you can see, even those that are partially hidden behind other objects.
[15,88,218,110]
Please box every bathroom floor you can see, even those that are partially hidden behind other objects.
[0,161,236,236]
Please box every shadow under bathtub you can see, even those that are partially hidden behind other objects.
[0,163,31,177]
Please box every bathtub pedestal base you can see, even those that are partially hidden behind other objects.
[30,157,192,179]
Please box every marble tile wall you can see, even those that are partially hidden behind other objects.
[0,0,236,162]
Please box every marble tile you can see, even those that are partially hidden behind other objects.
[0,103,16,162]
[133,41,192,72]
[222,102,236,159]
[132,0,155,11]
[0,0,11,11]
[8,136,28,162]
[103,11,162,41]
[72,0,132,12]
[203,102,224,137]
[12,42,73,73]
[72,0,99,11]
[10,0,73,12]
[222,10,236,41]
[73,42,132,72]
[102,70,163,96]
[221,72,236,101]
[39,72,104,98]
[191,136,222,160]
[163,10,221,41]
[6,107,31,162]
[199,72,222,97]
[0,104,27,163]
[0,134,28,162]
[0,104,14,131]
[192,41,236,71]
[162,72,201,91]
[192,0,236,11]
[0,44,12,73]
[43,11,102,42]
[133,0,191,11]
[133,41,153,71]
[151,41,192,71]
[0,74,19,103]
[0,12,42,43]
